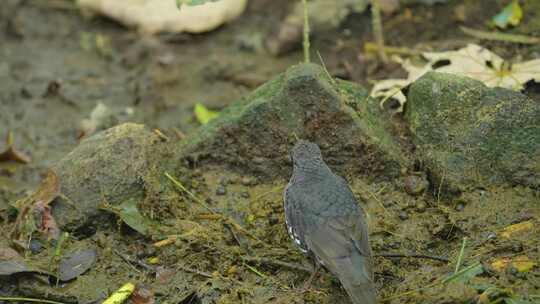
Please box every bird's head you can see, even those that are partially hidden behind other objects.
[290,140,324,170]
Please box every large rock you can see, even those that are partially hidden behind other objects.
[406,72,540,192]
[178,63,410,179]
[51,123,162,233]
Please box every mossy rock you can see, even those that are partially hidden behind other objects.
[51,123,162,234]
[406,72,540,192]
[177,63,410,179]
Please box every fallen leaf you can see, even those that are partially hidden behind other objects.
[511,255,537,273]
[78,0,247,35]
[370,44,540,110]
[491,257,511,272]
[102,282,136,304]
[0,260,29,275]
[194,103,219,125]
[0,132,31,164]
[443,262,484,283]
[58,248,97,281]
[11,169,61,242]
[492,0,522,29]
[118,199,153,236]
[130,284,155,304]
[500,220,534,239]
[0,247,21,260]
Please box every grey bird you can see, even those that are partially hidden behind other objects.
[283,140,376,304]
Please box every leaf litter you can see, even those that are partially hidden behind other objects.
[371,44,540,110]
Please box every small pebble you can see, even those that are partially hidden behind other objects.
[416,201,427,213]
[240,191,250,198]
[383,201,393,208]
[455,203,465,212]
[399,211,409,221]
[403,174,429,196]
[216,185,227,196]
[241,177,257,186]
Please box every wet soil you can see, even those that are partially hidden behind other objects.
[1,0,539,303]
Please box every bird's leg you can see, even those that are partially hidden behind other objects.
[302,262,321,291]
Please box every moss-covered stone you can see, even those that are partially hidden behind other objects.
[177,63,410,179]
[406,72,540,192]
[51,123,162,233]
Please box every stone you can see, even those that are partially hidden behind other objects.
[406,72,540,192]
[51,123,162,233]
[177,63,410,179]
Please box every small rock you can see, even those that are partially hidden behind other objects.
[398,211,409,221]
[215,185,227,196]
[241,177,257,186]
[240,191,250,198]
[455,203,465,212]
[416,201,427,213]
[403,174,429,195]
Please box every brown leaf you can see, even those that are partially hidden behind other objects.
[11,169,61,241]
[129,284,155,304]
[0,132,31,164]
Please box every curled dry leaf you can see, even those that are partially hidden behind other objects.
[11,169,61,242]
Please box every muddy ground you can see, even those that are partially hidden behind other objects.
[0,0,539,303]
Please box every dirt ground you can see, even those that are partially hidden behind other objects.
[0,0,539,303]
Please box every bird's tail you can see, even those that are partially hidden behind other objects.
[335,252,377,304]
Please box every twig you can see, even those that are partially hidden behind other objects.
[454,237,467,273]
[242,256,313,273]
[364,42,421,56]
[0,297,67,304]
[244,263,267,278]
[177,264,213,278]
[371,0,388,62]
[316,51,336,86]
[376,253,449,263]
[301,0,310,63]
[460,26,540,44]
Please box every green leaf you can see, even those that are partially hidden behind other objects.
[176,0,221,9]
[194,103,219,125]
[118,199,153,236]
[503,297,530,304]
[443,262,484,284]
[492,0,522,29]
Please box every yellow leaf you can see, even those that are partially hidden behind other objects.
[512,255,537,273]
[491,255,537,273]
[500,220,534,238]
[491,258,511,272]
[194,103,219,125]
[102,282,135,304]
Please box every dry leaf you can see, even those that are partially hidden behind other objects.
[370,44,540,110]
[500,220,534,239]
[0,132,31,164]
[78,0,247,35]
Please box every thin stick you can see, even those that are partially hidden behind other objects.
[0,298,67,304]
[460,26,540,44]
[244,263,267,278]
[177,264,213,278]
[371,0,388,62]
[454,237,468,273]
[316,51,336,85]
[376,253,449,263]
[242,256,313,273]
[301,0,310,63]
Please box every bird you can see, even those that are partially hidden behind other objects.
[283,140,376,304]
